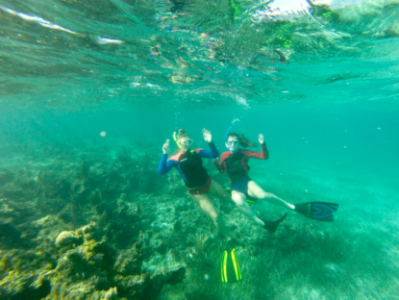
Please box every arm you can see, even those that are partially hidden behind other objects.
[195,141,219,158]
[158,154,177,175]
[241,134,269,159]
[241,143,268,160]
[213,157,224,173]
[158,138,177,175]
[213,152,228,172]
[196,128,219,158]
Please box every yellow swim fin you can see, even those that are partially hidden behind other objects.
[221,239,242,283]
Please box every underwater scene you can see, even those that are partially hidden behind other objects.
[1,0,399,299]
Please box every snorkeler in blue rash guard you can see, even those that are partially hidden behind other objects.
[158,128,233,238]
[158,129,219,188]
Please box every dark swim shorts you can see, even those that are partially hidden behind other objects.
[231,176,251,197]
[188,177,212,195]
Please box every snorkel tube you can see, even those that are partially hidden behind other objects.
[225,125,233,144]
[174,130,190,152]
[173,130,181,148]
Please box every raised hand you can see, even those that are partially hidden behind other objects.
[258,134,264,144]
[162,139,170,154]
[202,128,212,143]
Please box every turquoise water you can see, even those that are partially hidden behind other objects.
[1,0,399,299]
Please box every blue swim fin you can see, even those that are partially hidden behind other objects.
[294,202,339,222]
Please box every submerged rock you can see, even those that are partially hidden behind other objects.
[55,231,79,248]
[165,266,186,284]
[0,273,51,300]
[103,287,118,300]
[78,222,98,243]
[0,223,21,248]
[114,242,143,276]
[144,266,186,299]
[114,273,149,299]
[0,151,186,300]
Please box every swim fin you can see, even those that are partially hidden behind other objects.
[221,239,242,283]
[294,202,339,222]
[262,212,287,234]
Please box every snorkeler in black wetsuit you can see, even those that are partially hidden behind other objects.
[158,128,233,238]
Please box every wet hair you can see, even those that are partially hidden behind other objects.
[228,133,257,148]
[176,129,190,140]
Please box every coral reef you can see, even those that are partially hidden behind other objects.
[55,231,80,248]
[0,144,185,299]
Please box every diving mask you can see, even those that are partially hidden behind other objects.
[178,138,193,147]
[173,131,193,152]
[226,139,239,151]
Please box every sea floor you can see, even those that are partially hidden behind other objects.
[0,141,398,299]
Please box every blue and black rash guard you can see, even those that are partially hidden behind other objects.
[158,142,219,188]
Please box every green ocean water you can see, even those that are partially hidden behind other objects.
[1,0,399,299]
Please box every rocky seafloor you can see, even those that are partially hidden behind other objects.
[0,142,190,300]
[1,142,398,300]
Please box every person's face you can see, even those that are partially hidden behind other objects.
[178,137,193,152]
[226,136,239,151]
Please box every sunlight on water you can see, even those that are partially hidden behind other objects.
[0,0,398,106]
[0,4,77,34]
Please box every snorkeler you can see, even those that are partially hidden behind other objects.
[158,128,285,237]
[214,125,339,222]
[158,128,233,238]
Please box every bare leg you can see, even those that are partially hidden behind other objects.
[248,181,295,210]
[207,180,285,234]
[207,179,263,225]
[231,190,264,226]
[190,192,232,238]
[207,180,231,202]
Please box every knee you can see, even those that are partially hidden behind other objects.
[232,195,246,207]
[235,199,247,209]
